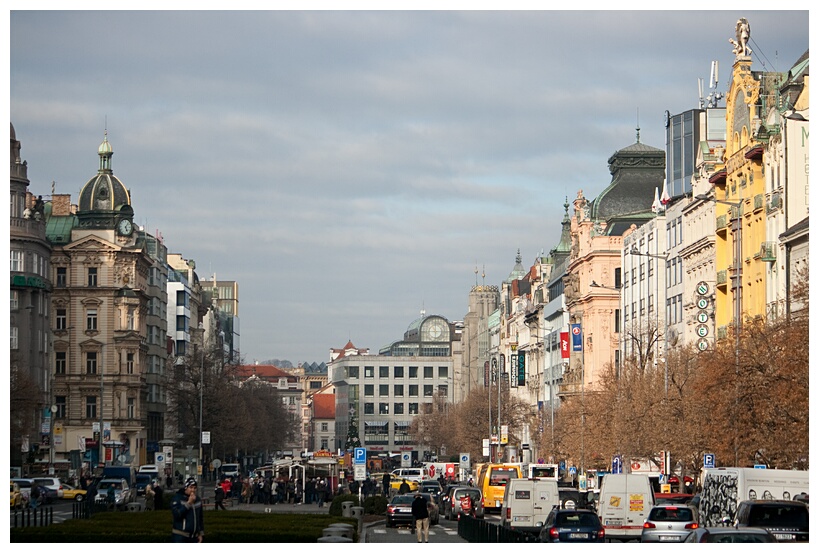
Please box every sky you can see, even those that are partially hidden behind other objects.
[6,4,811,366]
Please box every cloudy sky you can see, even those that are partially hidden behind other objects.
[8,5,810,366]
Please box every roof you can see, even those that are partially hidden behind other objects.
[235,364,296,381]
[312,394,335,419]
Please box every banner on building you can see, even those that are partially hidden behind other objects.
[560,332,570,358]
[571,324,582,352]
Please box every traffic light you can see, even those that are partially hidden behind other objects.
[517,353,525,386]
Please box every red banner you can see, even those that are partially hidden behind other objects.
[560,332,570,358]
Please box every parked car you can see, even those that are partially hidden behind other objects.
[10,481,27,509]
[95,478,131,510]
[640,504,699,542]
[734,499,809,542]
[32,477,63,500]
[684,527,777,543]
[386,494,416,527]
[539,508,606,543]
[442,486,484,520]
[389,475,419,494]
[59,483,87,502]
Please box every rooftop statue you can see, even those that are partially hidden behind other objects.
[729,18,752,58]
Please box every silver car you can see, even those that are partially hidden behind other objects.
[443,486,484,520]
[641,505,699,543]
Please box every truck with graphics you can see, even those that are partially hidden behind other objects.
[698,467,809,527]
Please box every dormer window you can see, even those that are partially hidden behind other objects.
[278,378,287,389]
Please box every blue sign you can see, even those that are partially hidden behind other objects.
[354,447,366,464]
[703,453,715,469]
[754,464,767,469]
[612,455,622,474]
[568,465,577,476]
[559,460,566,471]
[571,324,583,352]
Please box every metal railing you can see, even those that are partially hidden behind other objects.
[458,514,539,543]
[10,505,53,528]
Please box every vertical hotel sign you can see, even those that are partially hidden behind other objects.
[571,324,583,351]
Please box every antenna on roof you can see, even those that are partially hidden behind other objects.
[698,78,705,108]
[705,60,724,108]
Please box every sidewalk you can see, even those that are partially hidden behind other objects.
[201,487,331,514]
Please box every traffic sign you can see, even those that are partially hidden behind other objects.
[754,464,767,469]
[460,453,470,470]
[568,466,577,476]
[401,453,411,468]
[703,453,715,468]
[354,447,366,464]
[612,455,622,474]
[354,464,367,480]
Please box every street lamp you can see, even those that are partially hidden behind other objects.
[696,193,743,465]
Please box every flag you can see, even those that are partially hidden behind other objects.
[661,178,671,205]
[560,332,570,358]
[571,324,583,352]
[651,187,661,213]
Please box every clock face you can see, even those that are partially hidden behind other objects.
[118,218,133,236]
[427,320,445,341]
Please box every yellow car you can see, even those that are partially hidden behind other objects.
[60,483,87,502]
[10,481,26,509]
[390,475,419,493]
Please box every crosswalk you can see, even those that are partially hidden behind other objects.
[372,527,460,536]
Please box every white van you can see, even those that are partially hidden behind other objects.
[501,478,560,534]
[391,467,424,482]
[597,473,654,541]
[221,463,241,478]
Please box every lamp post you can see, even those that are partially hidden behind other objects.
[626,247,670,397]
[696,193,742,465]
[198,346,204,484]
[590,280,622,472]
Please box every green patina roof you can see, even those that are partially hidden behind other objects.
[45,215,77,245]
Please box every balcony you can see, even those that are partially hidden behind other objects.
[716,270,728,287]
[754,194,765,211]
[716,214,729,233]
[759,242,776,262]
[717,326,728,340]
[767,192,783,213]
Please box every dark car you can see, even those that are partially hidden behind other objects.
[386,494,417,528]
[684,527,777,543]
[734,499,809,542]
[418,480,443,507]
[539,509,605,543]
[135,473,152,496]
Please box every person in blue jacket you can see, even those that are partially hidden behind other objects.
[171,477,204,543]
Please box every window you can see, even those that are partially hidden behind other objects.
[424,366,433,378]
[379,366,389,378]
[614,267,622,289]
[394,384,404,397]
[126,307,135,330]
[394,403,404,415]
[379,384,389,396]
[10,290,19,310]
[176,340,186,356]
[321,422,328,432]
[127,397,135,419]
[310,381,321,389]
[348,366,359,378]
[320,438,328,450]
[615,309,621,333]
[86,396,97,419]
[56,267,67,287]
[409,385,418,397]
[438,366,448,378]
[394,366,404,378]
[379,403,389,415]
[86,352,97,374]
[54,308,66,330]
[423,403,434,415]
[176,315,187,332]
[409,366,418,378]
[55,396,66,419]
[87,267,98,287]
[10,250,24,272]
[409,403,419,415]
[364,366,374,378]
[438,385,448,397]
[86,309,98,331]
[126,353,135,375]
[56,351,67,375]
[364,384,374,397]
[424,385,434,397]
[11,326,18,349]
[364,403,374,415]
[176,290,187,307]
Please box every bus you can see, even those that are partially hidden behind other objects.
[477,463,522,512]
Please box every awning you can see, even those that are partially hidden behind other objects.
[364,421,388,427]
[394,421,411,427]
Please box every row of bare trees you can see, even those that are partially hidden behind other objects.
[412,273,808,478]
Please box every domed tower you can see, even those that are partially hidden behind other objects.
[76,132,135,236]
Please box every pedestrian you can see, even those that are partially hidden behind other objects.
[171,477,204,543]
[411,492,433,543]
[350,479,360,496]
[242,478,252,504]
[399,479,411,494]
[383,473,391,497]
[145,484,156,510]
[153,482,164,510]
[106,483,116,509]
[86,477,97,505]
[30,483,41,509]
[317,478,327,507]
[214,484,226,510]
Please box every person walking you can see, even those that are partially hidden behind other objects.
[411,492,433,543]
[316,478,327,507]
[171,477,204,543]
[383,473,391,497]
[153,482,164,510]
[399,479,411,494]
[213,484,226,510]
[144,484,156,511]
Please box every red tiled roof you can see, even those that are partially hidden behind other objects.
[313,394,335,419]
[235,364,296,381]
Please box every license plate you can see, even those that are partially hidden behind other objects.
[569,533,589,540]
[513,516,529,522]
[495,500,501,507]
[774,534,796,540]
[606,519,623,526]
[659,536,680,542]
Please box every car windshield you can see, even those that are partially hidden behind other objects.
[651,507,694,521]
[489,468,517,486]
[454,489,481,500]
[556,512,599,526]
[709,532,773,543]
[98,481,120,490]
[391,496,414,505]
[748,505,808,527]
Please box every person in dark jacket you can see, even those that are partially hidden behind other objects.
[214,484,226,510]
[171,477,204,543]
[411,493,433,543]
[383,473,391,497]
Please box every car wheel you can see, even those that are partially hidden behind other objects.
[75,494,85,502]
